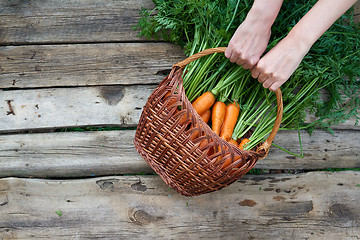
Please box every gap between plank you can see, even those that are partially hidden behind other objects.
[0,39,168,47]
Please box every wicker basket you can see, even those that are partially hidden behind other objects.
[134,47,283,196]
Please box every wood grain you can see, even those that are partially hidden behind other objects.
[0,172,359,239]
[0,0,154,44]
[0,0,358,45]
[1,85,359,133]
[0,129,359,178]
[0,85,155,132]
[0,43,184,88]
[0,130,153,178]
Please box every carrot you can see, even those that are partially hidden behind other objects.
[228,138,238,146]
[211,101,226,135]
[189,109,212,140]
[189,109,212,141]
[238,138,250,150]
[201,109,211,124]
[191,91,216,116]
[222,157,232,170]
[221,155,242,171]
[164,91,191,126]
[220,102,240,141]
[164,92,177,108]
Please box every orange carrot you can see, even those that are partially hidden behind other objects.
[238,138,250,150]
[222,157,232,170]
[189,109,212,141]
[220,102,240,141]
[201,109,211,124]
[221,155,242,171]
[211,101,227,135]
[191,91,216,116]
[164,92,177,108]
[228,138,238,146]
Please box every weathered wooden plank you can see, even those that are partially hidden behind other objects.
[1,85,359,132]
[0,129,359,178]
[0,43,184,89]
[0,85,155,132]
[0,0,154,44]
[0,130,153,178]
[1,0,358,45]
[262,128,360,169]
[0,172,359,239]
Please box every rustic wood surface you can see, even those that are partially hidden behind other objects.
[0,0,154,44]
[0,43,184,88]
[1,85,359,132]
[1,172,359,240]
[0,129,359,178]
[0,85,155,132]
[0,0,359,45]
[0,0,359,238]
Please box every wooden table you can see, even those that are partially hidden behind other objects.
[1,1,359,239]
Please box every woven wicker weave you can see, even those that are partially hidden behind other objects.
[134,47,283,196]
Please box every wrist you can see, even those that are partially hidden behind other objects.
[286,28,314,53]
[246,0,283,29]
[282,31,312,59]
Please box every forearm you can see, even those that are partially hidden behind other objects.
[246,0,283,29]
[288,0,357,50]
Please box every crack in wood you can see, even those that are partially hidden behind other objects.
[0,195,9,207]
[155,69,171,76]
[263,201,313,216]
[6,100,15,115]
[30,51,36,59]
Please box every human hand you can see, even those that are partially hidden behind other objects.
[251,35,310,91]
[250,0,357,92]
[225,19,271,69]
[225,0,283,69]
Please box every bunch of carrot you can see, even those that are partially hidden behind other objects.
[192,91,250,150]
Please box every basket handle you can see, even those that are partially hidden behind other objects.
[173,47,283,158]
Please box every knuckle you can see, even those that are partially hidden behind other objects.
[229,57,237,63]
[263,68,273,76]
[240,53,248,61]
[234,50,242,58]
[249,57,259,67]
[242,64,250,70]
[256,60,265,69]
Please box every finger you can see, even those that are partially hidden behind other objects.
[262,78,275,89]
[251,66,261,79]
[243,62,255,69]
[269,81,282,92]
[258,72,271,83]
[242,57,258,70]
[229,51,240,63]
[242,62,253,69]
[236,58,245,66]
[225,47,232,59]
